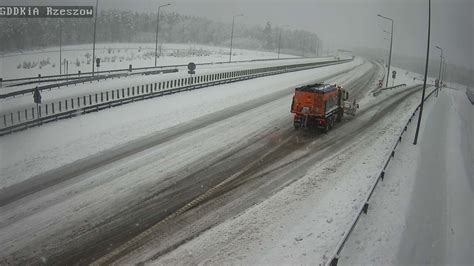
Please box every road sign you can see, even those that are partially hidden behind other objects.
[188,62,196,71]
[378,79,383,88]
[392,70,397,79]
[188,70,195,75]
[96,58,101,68]
[33,87,42,104]
[435,79,439,88]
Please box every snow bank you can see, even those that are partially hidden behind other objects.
[339,87,473,265]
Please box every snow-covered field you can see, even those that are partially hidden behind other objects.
[1,43,298,80]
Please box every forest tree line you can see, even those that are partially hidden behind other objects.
[0,10,321,55]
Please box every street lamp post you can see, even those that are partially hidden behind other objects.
[92,0,99,76]
[229,14,243,63]
[59,23,62,75]
[441,57,446,84]
[155,3,171,67]
[277,25,289,59]
[413,0,431,145]
[435,45,443,97]
[378,14,394,88]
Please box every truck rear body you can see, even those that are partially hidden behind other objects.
[290,83,352,131]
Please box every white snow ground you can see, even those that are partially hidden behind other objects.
[339,85,473,265]
[0,43,298,80]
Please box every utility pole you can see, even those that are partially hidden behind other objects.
[92,0,99,76]
[378,14,394,88]
[59,22,62,75]
[277,25,289,59]
[435,46,443,97]
[155,3,171,67]
[414,0,431,145]
[229,14,243,63]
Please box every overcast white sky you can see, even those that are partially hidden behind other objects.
[4,0,474,69]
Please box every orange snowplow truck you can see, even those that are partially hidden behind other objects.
[290,83,357,132]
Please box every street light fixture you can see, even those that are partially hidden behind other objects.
[377,14,394,88]
[277,25,289,59]
[229,14,243,63]
[92,0,99,76]
[155,3,171,67]
[413,0,431,145]
[435,45,443,97]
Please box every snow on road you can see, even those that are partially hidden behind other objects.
[339,85,473,265]
[0,58,363,190]
[121,75,430,265]
[0,58,370,263]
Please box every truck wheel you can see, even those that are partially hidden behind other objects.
[324,124,330,133]
[336,110,343,122]
[329,116,335,129]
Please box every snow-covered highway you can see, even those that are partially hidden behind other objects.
[0,57,435,264]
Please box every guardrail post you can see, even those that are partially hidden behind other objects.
[106,91,109,101]
[363,202,369,214]
[71,98,74,109]
[83,96,86,106]
[59,101,62,112]
[17,110,21,122]
[32,107,35,118]
[65,100,68,110]
[52,102,55,114]
[132,87,135,96]
[45,104,48,115]
[125,88,128,97]
[95,94,98,103]
[3,114,6,126]
[38,105,42,118]
[100,92,103,102]
[25,109,28,120]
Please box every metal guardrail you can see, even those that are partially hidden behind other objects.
[326,85,437,266]
[381,83,407,91]
[0,68,179,99]
[372,83,407,96]
[0,58,352,136]
[0,57,335,99]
